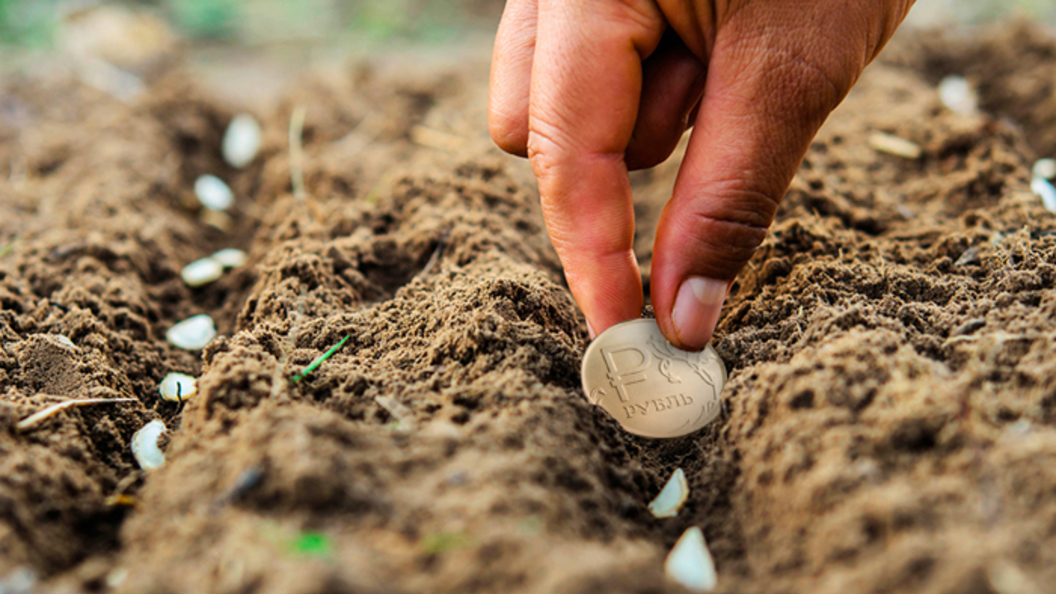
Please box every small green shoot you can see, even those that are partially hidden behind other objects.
[420,531,470,554]
[0,236,17,258]
[290,531,333,558]
[290,334,350,383]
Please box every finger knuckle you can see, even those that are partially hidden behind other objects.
[682,187,777,272]
[776,49,848,110]
[525,122,567,178]
[488,108,529,156]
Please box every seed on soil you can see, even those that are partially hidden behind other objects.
[664,527,717,593]
[869,132,922,160]
[211,248,247,268]
[132,419,166,471]
[1033,158,1056,180]
[937,75,977,115]
[159,372,197,402]
[53,334,76,350]
[222,113,262,169]
[194,174,234,211]
[1031,177,1056,213]
[166,314,216,350]
[648,468,689,518]
[180,257,224,287]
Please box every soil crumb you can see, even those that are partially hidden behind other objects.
[3,20,1056,594]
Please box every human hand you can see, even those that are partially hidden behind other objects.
[489,0,914,349]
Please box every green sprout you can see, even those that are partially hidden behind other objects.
[420,531,470,554]
[290,531,333,558]
[290,334,350,383]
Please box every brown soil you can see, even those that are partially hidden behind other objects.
[3,20,1056,594]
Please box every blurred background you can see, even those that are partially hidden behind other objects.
[0,0,1053,109]
[0,0,503,55]
[1,0,1054,55]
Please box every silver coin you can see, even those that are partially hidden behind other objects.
[581,319,727,439]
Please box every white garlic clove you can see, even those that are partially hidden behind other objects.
[664,527,717,593]
[222,114,262,169]
[1032,177,1056,213]
[165,314,216,350]
[131,419,166,471]
[194,174,234,211]
[869,132,922,160]
[1033,158,1056,181]
[937,75,977,116]
[158,372,197,402]
[210,248,247,268]
[648,468,689,518]
[180,257,223,287]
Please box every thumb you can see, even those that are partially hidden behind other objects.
[651,12,864,351]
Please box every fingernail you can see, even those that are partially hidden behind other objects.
[671,277,728,350]
[586,320,597,340]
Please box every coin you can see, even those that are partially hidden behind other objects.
[581,319,727,439]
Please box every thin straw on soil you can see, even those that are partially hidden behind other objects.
[17,398,138,431]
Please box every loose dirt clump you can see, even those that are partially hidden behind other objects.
[3,22,1056,594]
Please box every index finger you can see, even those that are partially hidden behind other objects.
[527,0,665,336]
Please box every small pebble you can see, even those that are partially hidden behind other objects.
[158,372,197,402]
[664,527,717,593]
[194,174,234,211]
[211,248,247,268]
[166,314,216,350]
[869,132,922,160]
[222,114,262,169]
[180,257,223,287]
[648,468,689,518]
[0,566,37,594]
[1033,158,1056,181]
[1031,177,1056,213]
[105,568,129,588]
[131,419,166,471]
[937,75,977,115]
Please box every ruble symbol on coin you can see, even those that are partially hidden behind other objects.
[581,319,727,439]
